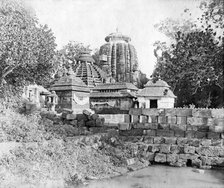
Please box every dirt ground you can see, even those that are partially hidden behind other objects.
[78,165,224,188]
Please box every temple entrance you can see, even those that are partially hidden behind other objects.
[150,100,158,108]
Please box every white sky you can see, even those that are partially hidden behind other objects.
[26,0,203,77]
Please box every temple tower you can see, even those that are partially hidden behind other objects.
[99,30,139,84]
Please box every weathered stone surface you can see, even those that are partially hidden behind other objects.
[176,109,192,117]
[170,159,186,167]
[200,139,211,147]
[76,114,88,121]
[207,132,220,139]
[167,154,179,163]
[186,125,198,131]
[210,157,224,166]
[211,109,224,118]
[144,152,155,161]
[167,116,177,124]
[185,130,196,138]
[214,118,224,126]
[133,123,146,129]
[70,120,78,126]
[164,109,177,116]
[192,109,212,118]
[179,154,198,161]
[129,108,142,115]
[176,116,187,125]
[164,137,177,144]
[91,113,99,120]
[83,109,91,116]
[197,126,209,132]
[154,137,165,144]
[177,138,188,146]
[66,114,77,120]
[158,116,167,124]
[148,144,160,152]
[187,139,200,147]
[194,132,207,139]
[77,119,86,127]
[155,153,166,163]
[96,118,104,126]
[174,130,185,137]
[132,115,139,123]
[143,136,154,144]
[158,124,170,130]
[170,124,186,131]
[211,139,222,146]
[196,146,224,157]
[160,144,171,154]
[156,130,174,137]
[187,117,207,126]
[145,123,158,129]
[142,109,164,116]
[125,158,136,165]
[150,116,158,123]
[184,146,196,154]
[143,130,156,136]
[118,123,131,130]
[192,158,202,168]
[119,129,143,136]
[139,115,148,123]
[170,145,184,154]
[207,118,214,126]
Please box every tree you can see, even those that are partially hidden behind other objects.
[0,0,56,88]
[152,0,223,107]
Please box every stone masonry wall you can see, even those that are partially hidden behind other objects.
[118,108,224,168]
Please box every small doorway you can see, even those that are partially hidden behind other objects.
[150,100,158,108]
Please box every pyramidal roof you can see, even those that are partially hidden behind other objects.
[137,79,176,98]
[50,68,90,92]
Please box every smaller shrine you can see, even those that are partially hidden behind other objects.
[90,82,138,113]
[50,67,90,113]
[137,79,176,108]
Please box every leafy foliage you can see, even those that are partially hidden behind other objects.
[0,0,56,88]
[152,0,223,107]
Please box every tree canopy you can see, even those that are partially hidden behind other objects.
[152,0,223,108]
[0,0,56,89]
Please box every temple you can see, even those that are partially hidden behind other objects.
[50,67,90,113]
[90,82,138,114]
[73,51,106,87]
[137,79,176,108]
[99,31,139,85]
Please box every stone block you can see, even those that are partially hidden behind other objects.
[70,120,78,126]
[192,109,212,118]
[164,109,177,116]
[176,116,187,125]
[167,154,179,163]
[195,132,207,139]
[143,136,154,144]
[139,115,148,123]
[132,115,139,123]
[133,123,145,129]
[185,130,196,138]
[66,114,77,120]
[179,154,196,161]
[176,109,192,116]
[142,108,164,116]
[154,153,166,163]
[210,157,224,167]
[152,145,160,152]
[124,114,131,123]
[129,108,142,115]
[211,139,222,147]
[167,116,177,124]
[143,130,156,136]
[207,118,215,126]
[145,123,158,129]
[144,152,155,161]
[197,125,209,132]
[187,117,207,126]
[170,145,184,154]
[107,123,119,127]
[213,125,224,133]
[119,129,143,136]
[187,139,200,147]
[196,146,222,157]
[174,130,185,137]
[118,123,131,130]
[170,124,187,131]
[207,132,221,139]
[214,118,224,126]
[91,113,99,120]
[186,125,198,131]
[170,159,186,167]
[158,116,167,124]
[200,139,211,147]
[77,119,85,127]
[177,138,188,146]
[211,109,224,118]
[153,137,165,144]
[76,114,88,121]
[150,116,158,123]
[164,137,177,144]
[184,146,196,154]
[192,158,202,168]
[158,124,170,130]
[156,130,174,137]
[160,144,171,154]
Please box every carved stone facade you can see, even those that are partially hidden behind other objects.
[99,31,139,85]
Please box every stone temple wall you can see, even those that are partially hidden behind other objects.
[117,108,224,168]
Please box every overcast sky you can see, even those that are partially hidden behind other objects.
[26,0,203,77]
